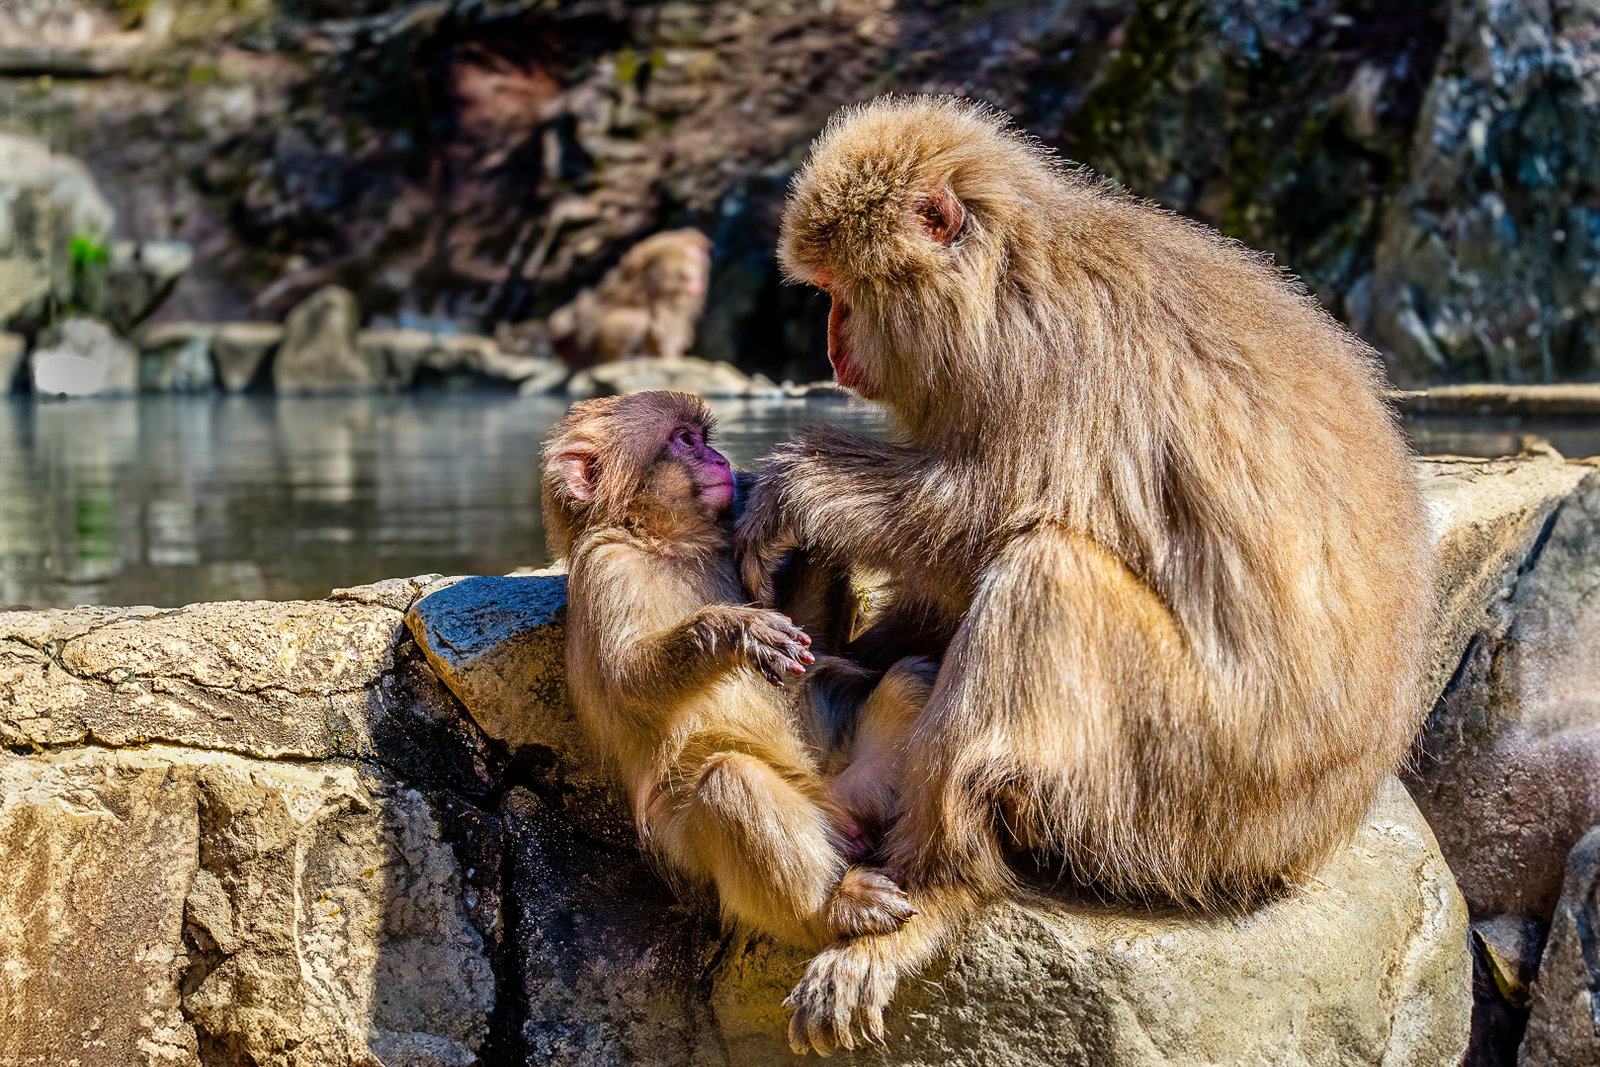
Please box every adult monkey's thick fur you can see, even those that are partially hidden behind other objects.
[736,96,1435,1053]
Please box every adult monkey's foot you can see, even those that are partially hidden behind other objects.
[786,937,901,1055]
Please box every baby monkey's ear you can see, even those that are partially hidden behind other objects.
[914,188,965,246]
[554,449,599,503]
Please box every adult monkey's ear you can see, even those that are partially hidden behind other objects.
[555,449,599,503]
[914,188,965,245]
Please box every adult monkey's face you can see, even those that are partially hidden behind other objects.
[777,99,990,405]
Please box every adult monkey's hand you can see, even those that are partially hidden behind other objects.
[733,471,802,606]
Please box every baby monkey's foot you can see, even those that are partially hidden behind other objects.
[826,867,915,938]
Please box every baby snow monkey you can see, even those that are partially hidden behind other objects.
[542,390,924,949]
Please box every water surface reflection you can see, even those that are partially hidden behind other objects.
[0,395,1588,609]
[0,394,885,609]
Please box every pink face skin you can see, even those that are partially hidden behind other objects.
[812,270,872,399]
[667,422,734,515]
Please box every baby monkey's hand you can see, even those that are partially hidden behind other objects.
[686,605,813,685]
[732,607,814,685]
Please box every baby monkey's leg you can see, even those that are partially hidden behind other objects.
[667,751,915,949]
[829,656,938,832]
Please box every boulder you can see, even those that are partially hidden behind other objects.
[140,321,216,393]
[356,327,435,390]
[29,316,138,397]
[105,239,193,333]
[0,133,114,325]
[720,780,1466,1067]
[480,350,567,392]
[565,355,758,399]
[356,328,568,392]
[211,321,282,393]
[1520,827,1600,1066]
[1416,452,1592,706]
[0,747,495,1067]
[513,358,571,396]
[404,573,574,757]
[0,330,23,391]
[405,570,1472,1066]
[0,582,507,1067]
[273,285,373,394]
[1408,462,1600,922]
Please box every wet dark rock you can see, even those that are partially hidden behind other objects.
[1521,827,1600,1065]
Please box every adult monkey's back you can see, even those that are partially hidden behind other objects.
[735,95,1435,1055]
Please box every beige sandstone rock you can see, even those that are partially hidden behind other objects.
[0,746,494,1067]
[565,354,757,399]
[715,779,1466,1067]
[0,597,406,759]
[274,285,372,394]
[1417,451,1590,706]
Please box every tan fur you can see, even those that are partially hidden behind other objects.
[737,96,1437,1052]
[549,230,712,366]
[543,391,917,950]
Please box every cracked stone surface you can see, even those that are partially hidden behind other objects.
[16,450,1600,1064]
[1409,461,1600,923]
[1520,827,1600,1066]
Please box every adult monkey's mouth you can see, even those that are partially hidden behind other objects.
[820,277,868,396]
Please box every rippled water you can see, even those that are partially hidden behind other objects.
[0,393,1590,609]
[0,394,888,609]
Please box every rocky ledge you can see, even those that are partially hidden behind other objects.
[4,450,1599,1066]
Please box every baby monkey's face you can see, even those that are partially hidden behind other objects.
[663,420,734,517]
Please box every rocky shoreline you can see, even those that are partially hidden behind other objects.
[4,449,1599,1065]
[2,284,841,402]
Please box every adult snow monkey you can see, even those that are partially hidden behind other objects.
[735,95,1434,1054]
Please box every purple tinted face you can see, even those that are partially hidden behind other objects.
[666,421,734,513]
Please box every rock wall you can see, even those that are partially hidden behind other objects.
[1,582,1474,1067]
[3,0,1599,385]
[6,451,1600,1063]
[12,453,1600,1065]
